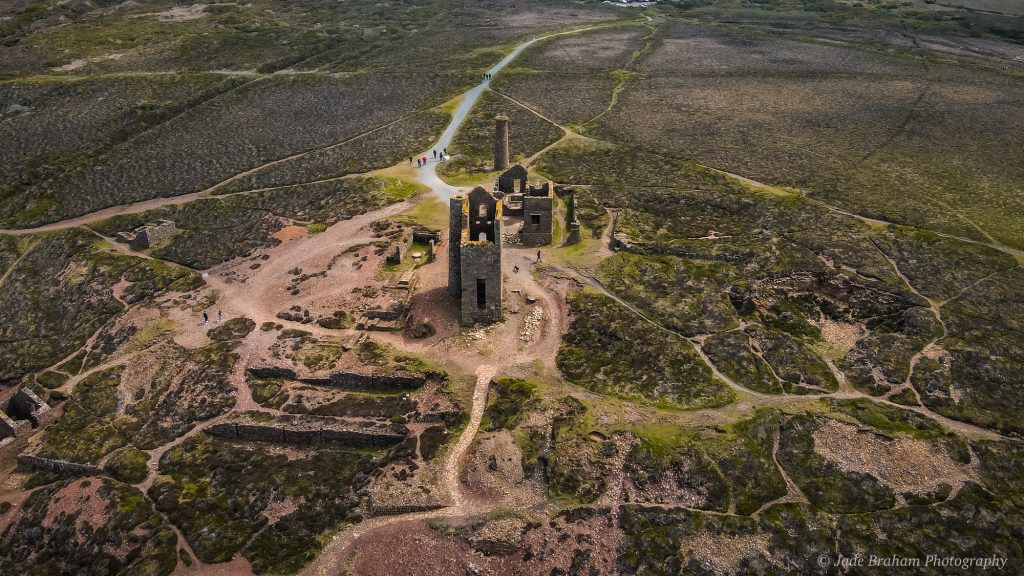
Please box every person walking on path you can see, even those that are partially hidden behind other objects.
[202,310,209,325]
[217,309,222,323]
[417,158,421,167]
[433,150,437,159]
[409,156,413,165]
[536,250,542,263]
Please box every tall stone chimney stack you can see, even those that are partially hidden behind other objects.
[494,114,509,171]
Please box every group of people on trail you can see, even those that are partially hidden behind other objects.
[202,309,222,325]
[483,73,493,81]
[410,148,450,167]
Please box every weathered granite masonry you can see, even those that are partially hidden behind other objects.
[16,455,103,477]
[0,387,55,462]
[497,163,528,195]
[565,192,581,245]
[496,164,553,246]
[116,219,177,250]
[246,367,427,391]
[206,415,408,447]
[448,187,502,324]
[521,182,553,246]
[494,114,510,171]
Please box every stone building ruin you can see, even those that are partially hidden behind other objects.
[448,186,502,324]
[116,219,177,250]
[0,387,54,461]
[496,164,553,246]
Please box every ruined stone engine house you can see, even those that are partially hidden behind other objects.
[448,187,502,325]
[497,163,553,246]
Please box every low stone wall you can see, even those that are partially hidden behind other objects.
[247,367,427,392]
[327,371,425,391]
[207,418,408,447]
[368,502,445,517]
[17,455,103,477]
[363,309,403,321]
[248,366,298,379]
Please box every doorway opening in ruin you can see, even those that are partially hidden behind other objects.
[5,399,37,428]
[530,214,541,225]
[477,279,486,309]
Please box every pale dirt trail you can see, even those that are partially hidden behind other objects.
[0,192,217,236]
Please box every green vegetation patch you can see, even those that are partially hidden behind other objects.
[557,292,733,410]
[547,398,616,504]
[701,331,784,394]
[104,445,150,484]
[250,376,288,410]
[777,413,896,514]
[151,435,379,573]
[217,111,449,193]
[627,410,787,515]
[0,229,198,380]
[39,367,128,463]
[483,377,540,431]
[913,267,1024,436]
[0,478,177,576]
[41,341,237,463]
[599,253,739,337]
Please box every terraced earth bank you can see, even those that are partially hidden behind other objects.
[2,0,1024,575]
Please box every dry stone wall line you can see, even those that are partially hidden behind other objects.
[205,420,408,447]
[17,455,103,477]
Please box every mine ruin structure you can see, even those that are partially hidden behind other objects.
[0,387,54,462]
[494,114,510,171]
[497,164,553,246]
[115,219,177,250]
[448,186,503,325]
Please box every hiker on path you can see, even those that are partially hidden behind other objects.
[417,158,421,167]
[409,156,413,164]
[202,310,209,325]
[433,150,437,159]
[217,309,222,323]
[536,250,542,263]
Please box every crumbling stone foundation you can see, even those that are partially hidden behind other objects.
[116,219,177,250]
[0,387,54,462]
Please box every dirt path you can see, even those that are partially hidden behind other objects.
[0,189,241,236]
[299,365,496,576]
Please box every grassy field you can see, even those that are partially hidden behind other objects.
[593,21,1024,248]
[491,24,650,127]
